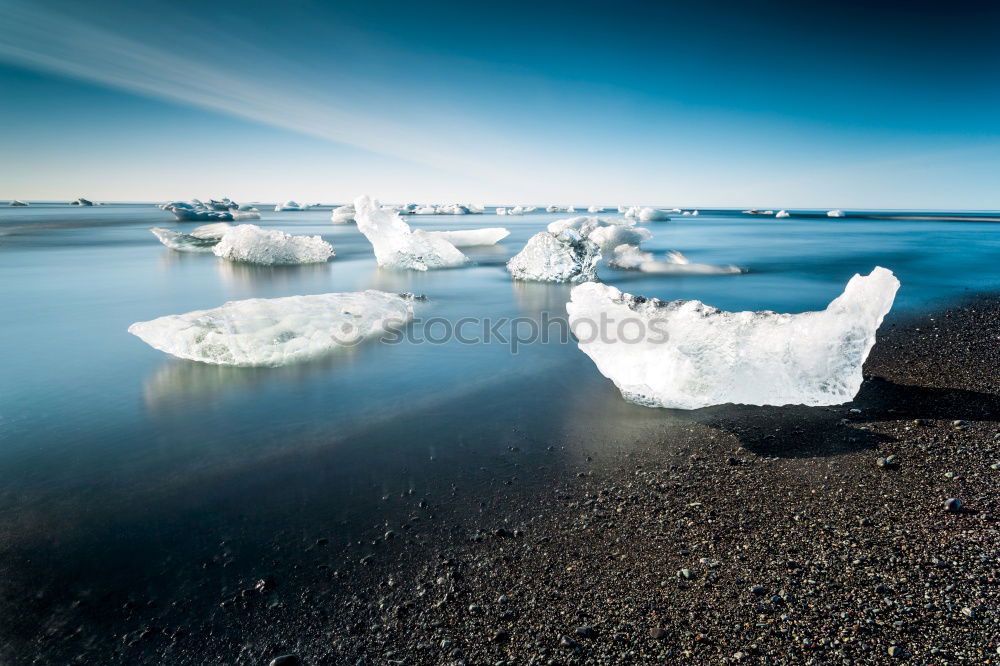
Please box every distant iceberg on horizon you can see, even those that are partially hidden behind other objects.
[567,267,899,409]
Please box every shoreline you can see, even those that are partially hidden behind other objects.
[3,295,999,664]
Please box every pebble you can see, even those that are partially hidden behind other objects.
[649,627,668,640]
[558,635,578,648]
[574,626,596,638]
[888,646,903,658]
[943,497,963,512]
[750,585,766,596]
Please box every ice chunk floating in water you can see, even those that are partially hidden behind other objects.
[354,196,468,270]
[330,204,356,224]
[149,223,232,252]
[566,267,899,409]
[426,228,510,247]
[507,230,601,282]
[129,290,415,367]
[212,224,334,265]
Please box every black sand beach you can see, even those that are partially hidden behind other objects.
[3,297,999,665]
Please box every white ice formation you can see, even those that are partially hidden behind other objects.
[149,223,232,252]
[507,230,601,282]
[776,210,790,218]
[827,209,845,217]
[566,267,899,409]
[9,200,28,206]
[330,204,356,224]
[426,228,510,247]
[211,224,334,265]
[128,290,416,367]
[546,216,652,253]
[638,207,670,222]
[354,196,468,270]
[70,198,94,206]
[161,199,260,222]
[275,200,306,212]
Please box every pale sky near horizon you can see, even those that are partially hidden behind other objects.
[1,0,999,208]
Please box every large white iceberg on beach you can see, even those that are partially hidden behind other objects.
[547,216,652,253]
[566,267,899,409]
[211,224,334,265]
[507,230,601,282]
[128,290,415,367]
[426,227,510,247]
[354,195,468,270]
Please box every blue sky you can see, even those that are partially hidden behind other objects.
[1,0,998,208]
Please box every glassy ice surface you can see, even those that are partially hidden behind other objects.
[1,202,1000,624]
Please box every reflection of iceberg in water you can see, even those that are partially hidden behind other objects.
[216,258,332,287]
[140,354,364,412]
[511,279,575,316]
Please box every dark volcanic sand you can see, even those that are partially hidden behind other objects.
[4,298,1000,665]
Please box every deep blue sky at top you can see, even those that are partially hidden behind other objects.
[1,0,998,207]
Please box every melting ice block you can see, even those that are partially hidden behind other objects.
[827,209,845,217]
[211,224,334,265]
[128,290,415,367]
[150,223,232,252]
[9,200,28,206]
[275,200,306,212]
[354,196,468,270]
[330,204,356,224]
[609,246,741,274]
[426,228,510,247]
[547,216,652,252]
[507,230,601,282]
[566,267,899,409]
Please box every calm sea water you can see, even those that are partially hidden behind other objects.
[0,202,998,656]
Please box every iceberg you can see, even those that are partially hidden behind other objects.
[161,199,260,222]
[507,230,601,283]
[9,200,28,206]
[354,195,468,270]
[70,197,94,206]
[827,209,845,217]
[414,205,438,215]
[128,290,416,367]
[211,224,334,265]
[638,207,671,222]
[546,205,562,213]
[775,210,790,218]
[691,210,699,216]
[546,216,652,253]
[566,267,899,409]
[426,227,510,247]
[587,205,605,214]
[330,204,356,224]
[275,200,306,212]
[566,206,576,213]
[150,223,232,252]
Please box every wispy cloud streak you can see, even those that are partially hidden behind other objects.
[0,1,500,176]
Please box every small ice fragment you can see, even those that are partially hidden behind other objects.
[426,228,510,247]
[691,210,699,216]
[507,230,601,282]
[212,224,334,265]
[354,196,468,271]
[637,250,743,275]
[9,200,28,206]
[827,209,845,217]
[566,267,899,409]
[330,204,356,224]
[609,244,653,269]
[775,210,790,218]
[274,200,306,212]
[70,197,94,206]
[150,224,232,253]
[128,290,416,367]
[496,207,508,216]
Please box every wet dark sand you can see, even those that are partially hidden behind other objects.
[3,298,1000,664]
